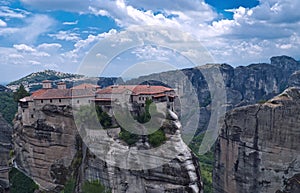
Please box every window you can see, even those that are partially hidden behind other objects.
[139,97,141,100]
[31,114,34,118]
[50,99,53,103]
[41,100,43,103]
[59,99,61,103]
[77,100,80,104]
[33,108,35,111]
[22,109,25,113]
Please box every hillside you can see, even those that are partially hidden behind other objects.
[7,70,85,92]
[8,70,84,86]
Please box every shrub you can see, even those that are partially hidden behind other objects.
[119,128,140,146]
[148,129,166,147]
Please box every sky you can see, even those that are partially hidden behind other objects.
[0,0,299,83]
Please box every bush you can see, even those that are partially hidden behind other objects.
[119,128,140,146]
[148,129,166,147]
[82,180,111,193]
[9,168,39,193]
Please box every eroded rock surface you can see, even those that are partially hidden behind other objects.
[13,105,203,192]
[0,114,12,192]
[213,88,300,193]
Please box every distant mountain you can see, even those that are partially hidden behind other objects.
[7,70,84,92]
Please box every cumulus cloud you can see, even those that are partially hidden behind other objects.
[13,44,36,52]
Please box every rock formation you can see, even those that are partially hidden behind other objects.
[0,114,12,192]
[213,87,300,193]
[13,103,203,192]
[127,56,300,133]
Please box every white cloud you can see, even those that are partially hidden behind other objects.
[0,6,30,18]
[0,14,55,43]
[49,30,80,41]
[63,20,78,25]
[37,43,62,50]
[0,19,6,27]
[13,44,36,52]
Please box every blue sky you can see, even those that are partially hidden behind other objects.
[0,0,299,83]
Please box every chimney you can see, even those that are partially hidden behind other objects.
[42,80,52,89]
[57,82,66,89]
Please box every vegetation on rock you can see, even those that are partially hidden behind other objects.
[82,180,111,193]
[9,168,39,193]
[0,92,17,123]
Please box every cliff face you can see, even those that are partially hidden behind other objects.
[0,114,12,192]
[13,105,203,192]
[213,88,300,193]
[127,56,300,133]
[13,105,79,191]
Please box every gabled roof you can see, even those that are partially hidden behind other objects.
[20,87,96,101]
[71,83,100,90]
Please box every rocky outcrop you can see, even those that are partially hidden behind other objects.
[13,104,203,192]
[213,88,300,193]
[83,109,202,193]
[127,56,300,133]
[13,105,79,191]
[0,114,12,192]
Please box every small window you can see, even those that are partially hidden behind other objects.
[41,100,43,103]
[59,99,61,103]
[50,99,53,103]
[77,100,80,104]
[33,108,35,111]
[31,114,34,118]
[22,109,25,113]
[139,97,141,100]
[141,104,144,107]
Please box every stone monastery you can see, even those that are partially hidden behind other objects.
[19,80,176,126]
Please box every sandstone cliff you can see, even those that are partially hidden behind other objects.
[213,88,300,193]
[0,114,12,192]
[13,104,203,192]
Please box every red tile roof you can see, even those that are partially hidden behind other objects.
[42,80,52,83]
[96,85,173,95]
[71,83,100,90]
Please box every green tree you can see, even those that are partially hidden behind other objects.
[13,84,30,102]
